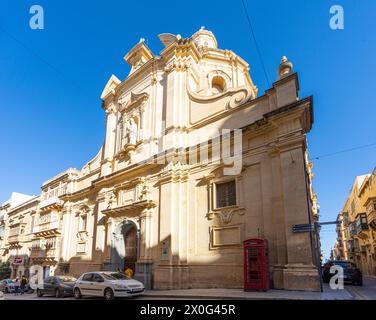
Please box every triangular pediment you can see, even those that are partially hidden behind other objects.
[100,74,121,100]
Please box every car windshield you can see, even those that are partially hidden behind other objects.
[333,261,351,269]
[101,272,129,280]
[58,276,76,282]
[6,279,14,284]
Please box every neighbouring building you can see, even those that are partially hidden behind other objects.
[0,28,321,291]
[334,168,376,276]
[0,192,38,278]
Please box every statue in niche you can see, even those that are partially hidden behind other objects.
[106,191,116,209]
[139,183,150,201]
[126,117,138,145]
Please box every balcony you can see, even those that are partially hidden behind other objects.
[7,234,24,247]
[39,197,63,212]
[30,247,58,263]
[30,247,45,259]
[355,213,369,238]
[33,220,61,237]
[8,235,20,243]
[349,223,357,236]
[368,207,376,230]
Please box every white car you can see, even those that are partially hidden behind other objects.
[73,271,145,300]
[0,279,15,293]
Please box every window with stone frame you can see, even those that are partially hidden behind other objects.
[216,180,236,208]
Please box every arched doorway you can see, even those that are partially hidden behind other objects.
[123,226,137,274]
[111,220,139,274]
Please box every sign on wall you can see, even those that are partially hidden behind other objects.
[13,256,24,265]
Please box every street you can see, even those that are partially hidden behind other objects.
[345,276,376,300]
[1,294,198,301]
[2,277,376,300]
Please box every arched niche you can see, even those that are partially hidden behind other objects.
[208,70,231,95]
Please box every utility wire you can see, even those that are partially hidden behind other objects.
[312,142,376,160]
[240,0,271,87]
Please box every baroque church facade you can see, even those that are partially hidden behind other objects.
[0,28,320,291]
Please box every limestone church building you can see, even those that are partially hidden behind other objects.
[0,28,320,291]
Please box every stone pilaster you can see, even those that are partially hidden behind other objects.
[101,96,118,176]
[279,144,320,291]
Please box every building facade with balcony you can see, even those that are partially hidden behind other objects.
[1,195,39,278]
[358,168,376,275]
[1,29,321,291]
[335,170,376,276]
[29,169,79,278]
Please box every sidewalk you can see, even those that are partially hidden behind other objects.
[144,284,354,300]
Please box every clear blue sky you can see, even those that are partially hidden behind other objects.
[1,1,375,260]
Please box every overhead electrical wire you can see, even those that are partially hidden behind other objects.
[240,0,271,87]
[312,142,376,160]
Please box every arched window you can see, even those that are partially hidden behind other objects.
[211,76,226,95]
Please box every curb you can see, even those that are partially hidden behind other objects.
[143,293,326,301]
[143,294,295,300]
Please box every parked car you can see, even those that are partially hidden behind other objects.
[322,260,363,286]
[36,275,77,298]
[73,272,144,300]
[0,279,15,293]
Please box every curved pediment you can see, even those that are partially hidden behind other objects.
[119,91,149,113]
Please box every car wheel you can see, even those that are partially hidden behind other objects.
[55,288,62,298]
[36,289,43,297]
[5,287,9,294]
[104,288,114,300]
[74,288,82,299]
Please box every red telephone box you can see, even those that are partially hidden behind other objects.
[243,238,269,291]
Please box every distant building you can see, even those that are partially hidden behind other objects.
[335,169,376,276]
[0,192,37,278]
[1,28,320,291]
